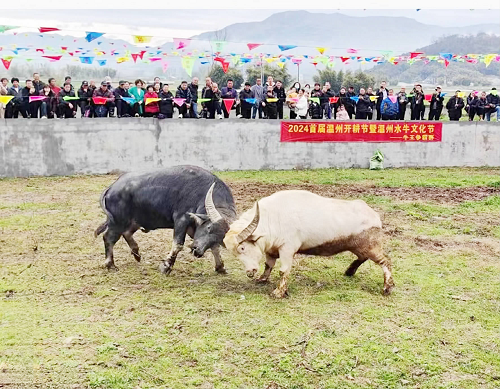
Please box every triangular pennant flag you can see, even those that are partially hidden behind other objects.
[286,97,299,103]
[266,98,278,103]
[444,59,450,68]
[162,60,169,73]
[439,52,453,61]
[388,96,397,104]
[278,45,297,51]
[79,56,94,64]
[121,97,135,105]
[245,98,257,104]
[29,96,47,103]
[62,96,80,101]
[369,95,378,101]
[212,41,227,52]
[231,55,241,66]
[440,92,447,97]
[214,56,225,63]
[316,47,327,55]
[340,57,350,63]
[0,96,14,104]
[457,92,466,98]
[0,25,19,33]
[97,60,107,66]
[247,43,261,51]
[329,97,339,104]
[173,98,186,106]
[92,97,108,105]
[350,96,359,103]
[198,98,211,103]
[222,61,230,73]
[347,48,358,53]
[424,94,432,101]
[133,35,152,44]
[309,97,320,104]
[85,32,104,42]
[145,98,161,105]
[1,58,12,70]
[410,52,423,59]
[42,55,62,61]
[489,89,498,96]
[181,56,195,77]
[39,27,60,33]
[149,57,162,62]
[173,38,191,50]
[223,99,234,112]
[277,62,285,69]
[131,53,139,63]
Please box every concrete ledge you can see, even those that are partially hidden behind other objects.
[1,119,499,177]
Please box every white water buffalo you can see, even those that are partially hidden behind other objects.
[223,190,394,298]
[95,165,236,273]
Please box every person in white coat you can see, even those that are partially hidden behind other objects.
[295,89,309,119]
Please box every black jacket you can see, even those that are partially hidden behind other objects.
[175,86,192,103]
[114,87,130,99]
[239,89,255,107]
[376,88,388,107]
[308,102,322,119]
[446,96,464,118]
[486,93,499,107]
[33,80,45,95]
[339,92,353,109]
[159,90,174,114]
[188,83,198,103]
[475,98,488,110]
[273,86,286,104]
[7,86,23,105]
[410,91,425,109]
[430,92,444,110]
[58,89,76,106]
[78,87,93,103]
[203,89,221,111]
[356,94,372,113]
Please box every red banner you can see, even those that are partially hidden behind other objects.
[280,121,442,142]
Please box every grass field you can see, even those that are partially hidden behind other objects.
[1,168,499,389]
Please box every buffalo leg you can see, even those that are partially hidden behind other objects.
[271,248,294,298]
[211,245,227,274]
[369,249,395,295]
[345,256,368,277]
[256,255,276,283]
[122,224,141,262]
[160,218,189,275]
[103,228,122,270]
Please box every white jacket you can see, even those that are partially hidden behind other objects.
[295,96,308,117]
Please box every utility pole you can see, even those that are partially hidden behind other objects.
[297,63,300,83]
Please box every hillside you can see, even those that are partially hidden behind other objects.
[366,33,500,86]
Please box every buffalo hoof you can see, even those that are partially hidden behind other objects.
[215,267,227,275]
[344,268,356,277]
[105,260,118,271]
[255,277,269,284]
[383,285,394,296]
[271,288,288,299]
[159,262,173,275]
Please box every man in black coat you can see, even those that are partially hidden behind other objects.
[273,80,286,119]
[114,80,132,117]
[239,82,255,119]
[376,81,388,120]
[428,86,444,120]
[445,90,465,121]
[188,77,199,118]
[346,86,356,118]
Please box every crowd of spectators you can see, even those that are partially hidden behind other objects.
[1,73,499,122]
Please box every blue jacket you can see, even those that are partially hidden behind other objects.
[380,97,399,116]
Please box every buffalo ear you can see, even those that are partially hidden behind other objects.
[188,213,208,226]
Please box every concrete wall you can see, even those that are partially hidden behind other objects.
[1,119,499,177]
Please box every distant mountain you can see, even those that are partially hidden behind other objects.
[192,11,500,53]
[366,33,500,87]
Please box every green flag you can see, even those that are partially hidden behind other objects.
[198,98,211,103]
[309,97,320,104]
[63,96,80,101]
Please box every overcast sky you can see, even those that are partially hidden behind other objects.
[0,9,499,42]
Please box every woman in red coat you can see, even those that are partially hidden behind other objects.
[144,85,159,117]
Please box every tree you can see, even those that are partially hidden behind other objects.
[207,64,244,89]
[313,68,337,89]
[245,64,292,88]
[342,70,376,92]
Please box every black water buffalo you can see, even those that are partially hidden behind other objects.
[94,165,237,274]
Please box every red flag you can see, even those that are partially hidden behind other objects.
[424,94,432,102]
[247,43,261,51]
[329,97,339,104]
[222,61,229,73]
[214,57,225,63]
[131,54,139,63]
[410,52,423,59]
[61,46,67,51]
[223,99,234,113]
[340,57,350,63]
[138,50,147,59]
[1,58,12,70]
[444,59,450,68]
[39,27,60,33]
[36,48,44,53]
[42,55,62,61]
[92,97,107,105]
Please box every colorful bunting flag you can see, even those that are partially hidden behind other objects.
[121,97,135,105]
[145,98,160,105]
[277,62,285,69]
[223,99,234,112]
[181,56,195,77]
[316,47,327,55]
[162,60,169,73]
[97,60,107,66]
[410,52,423,59]
[369,95,378,102]
[440,92,447,97]
[222,61,230,73]
[309,97,320,104]
[79,56,94,64]
[247,43,261,51]
[0,96,14,104]
[198,98,211,103]
[278,45,297,51]
[1,58,12,70]
[245,98,257,104]
[29,96,46,103]
[133,35,152,44]
[62,96,80,101]
[424,94,432,101]
[93,97,108,105]
[266,98,278,103]
[340,57,350,63]
[347,48,358,54]
[42,55,62,61]
[39,27,60,33]
[388,96,397,104]
[212,41,227,52]
[444,59,450,68]
[173,38,191,50]
[350,96,359,103]
[173,98,186,106]
[0,26,19,33]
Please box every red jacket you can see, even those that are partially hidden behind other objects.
[144,92,159,113]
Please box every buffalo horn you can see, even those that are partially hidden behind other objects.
[205,182,223,223]
[237,202,260,244]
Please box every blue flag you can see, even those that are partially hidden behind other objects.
[245,98,257,104]
[121,97,135,105]
[97,60,107,66]
[278,45,297,51]
[79,56,94,65]
[350,96,359,103]
[85,32,104,42]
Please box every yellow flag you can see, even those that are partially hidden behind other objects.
[266,98,278,102]
[277,62,285,69]
[145,98,161,105]
[133,35,152,44]
[116,57,130,63]
[457,92,465,98]
[369,95,378,101]
[316,47,327,55]
[0,96,14,104]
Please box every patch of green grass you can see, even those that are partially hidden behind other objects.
[216,167,500,188]
[1,170,499,388]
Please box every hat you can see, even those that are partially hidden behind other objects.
[101,81,107,86]
[245,82,251,86]
[436,85,442,89]
[119,80,126,85]
[82,81,88,86]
